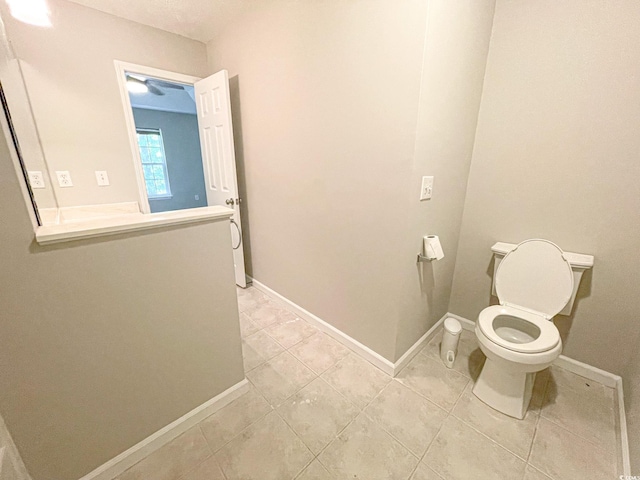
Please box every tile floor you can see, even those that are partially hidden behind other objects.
[116,286,620,480]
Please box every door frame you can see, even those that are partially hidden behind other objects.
[114,60,201,214]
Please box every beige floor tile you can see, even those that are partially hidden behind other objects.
[263,316,317,348]
[396,355,469,411]
[179,456,225,480]
[241,340,266,372]
[277,377,360,454]
[410,463,443,480]
[242,329,285,371]
[321,354,391,409]
[541,366,616,452]
[423,416,525,480]
[244,299,298,328]
[318,413,418,480]
[421,330,485,379]
[289,332,350,374]
[452,383,537,459]
[295,459,336,479]
[529,418,616,479]
[215,411,313,480]
[247,351,316,406]
[364,380,447,456]
[199,387,272,452]
[116,426,211,480]
[237,287,269,312]
[239,312,261,338]
[523,465,552,480]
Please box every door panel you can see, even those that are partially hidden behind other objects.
[195,70,247,287]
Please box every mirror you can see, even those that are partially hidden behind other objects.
[0,0,211,223]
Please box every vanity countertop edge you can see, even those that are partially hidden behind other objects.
[35,206,235,245]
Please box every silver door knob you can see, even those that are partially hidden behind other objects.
[225,198,235,206]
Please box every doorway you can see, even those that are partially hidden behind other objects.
[115,61,248,287]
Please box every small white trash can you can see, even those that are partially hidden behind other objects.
[441,317,462,368]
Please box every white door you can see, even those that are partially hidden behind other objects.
[195,70,247,287]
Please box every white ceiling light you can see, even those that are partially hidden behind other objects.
[6,0,52,27]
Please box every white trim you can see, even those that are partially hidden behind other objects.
[78,379,249,480]
[35,205,233,245]
[448,311,630,474]
[554,355,619,388]
[392,313,447,376]
[616,379,632,476]
[113,60,201,214]
[249,278,396,375]
[250,277,450,377]
[0,416,32,480]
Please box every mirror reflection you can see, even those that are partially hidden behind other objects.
[0,0,224,218]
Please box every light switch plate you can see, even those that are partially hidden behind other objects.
[420,176,434,201]
[28,171,45,189]
[95,171,110,186]
[55,171,73,187]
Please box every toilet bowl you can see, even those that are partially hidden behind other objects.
[472,239,574,419]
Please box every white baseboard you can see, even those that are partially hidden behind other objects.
[250,278,396,375]
[0,416,31,480]
[448,311,630,475]
[553,355,619,388]
[78,379,250,480]
[616,379,632,476]
[250,277,454,378]
[392,314,447,376]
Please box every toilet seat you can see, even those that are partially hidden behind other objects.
[478,305,560,353]
[479,239,572,354]
[495,239,574,319]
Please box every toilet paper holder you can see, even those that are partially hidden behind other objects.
[417,253,434,263]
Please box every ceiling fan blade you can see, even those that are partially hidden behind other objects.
[147,84,164,96]
[149,79,185,90]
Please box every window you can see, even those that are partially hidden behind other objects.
[136,129,172,199]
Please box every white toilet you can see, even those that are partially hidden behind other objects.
[473,239,593,419]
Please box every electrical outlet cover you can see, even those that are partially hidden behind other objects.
[55,171,73,187]
[28,171,45,189]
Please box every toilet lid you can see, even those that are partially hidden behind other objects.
[495,239,574,318]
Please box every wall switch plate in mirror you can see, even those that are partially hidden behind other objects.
[95,171,110,186]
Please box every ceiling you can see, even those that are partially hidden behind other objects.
[65,0,258,43]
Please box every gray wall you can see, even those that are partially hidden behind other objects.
[132,108,207,213]
[208,0,428,361]
[0,119,244,479]
[208,0,495,363]
[448,0,640,466]
[0,0,208,208]
[394,0,495,358]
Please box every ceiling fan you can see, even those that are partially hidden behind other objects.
[125,74,186,96]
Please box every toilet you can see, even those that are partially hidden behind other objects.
[473,239,593,419]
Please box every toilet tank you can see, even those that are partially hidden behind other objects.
[490,242,594,316]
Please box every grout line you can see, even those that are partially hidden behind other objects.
[525,371,550,465]
[416,365,473,477]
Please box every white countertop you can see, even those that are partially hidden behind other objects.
[35,205,234,245]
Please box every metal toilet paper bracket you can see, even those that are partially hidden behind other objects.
[417,253,435,263]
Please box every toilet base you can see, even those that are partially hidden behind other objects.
[472,357,536,419]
